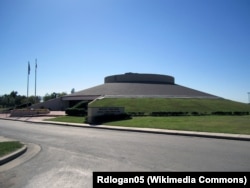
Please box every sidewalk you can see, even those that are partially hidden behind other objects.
[0,111,65,122]
[0,112,250,141]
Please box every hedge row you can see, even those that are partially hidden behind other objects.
[211,111,249,115]
[128,112,145,116]
[128,111,250,116]
[151,112,189,116]
[66,108,87,116]
[66,110,250,117]
[90,113,131,124]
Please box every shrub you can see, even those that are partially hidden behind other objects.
[66,108,87,116]
[16,103,32,109]
[90,113,131,124]
[233,111,249,116]
[128,112,145,116]
[72,101,89,108]
[66,101,89,116]
[211,111,233,115]
[191,112,200,116]
[150,112,188,116]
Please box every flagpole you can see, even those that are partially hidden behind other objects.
[27,61,30,99]
[35,58,37,102]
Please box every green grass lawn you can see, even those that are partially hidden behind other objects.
[48,115,250,135]
[48,98,250,134]
[45,116,85,124]
[0,141,23,157]
[105,116,250,134]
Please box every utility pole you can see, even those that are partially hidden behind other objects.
[248,92,250,104]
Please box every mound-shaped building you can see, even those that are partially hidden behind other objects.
[63,73,219,101]
[33,73,220,110]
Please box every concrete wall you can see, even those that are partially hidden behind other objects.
[88,107,124,123]
[31,97,69,111]
[10,109,50,117]
[105,73,175,84]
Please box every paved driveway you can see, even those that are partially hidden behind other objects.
[0,120,250,188]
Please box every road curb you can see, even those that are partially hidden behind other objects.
[34,120,250,141]
[0,144,27,166]
[1,117,250,141]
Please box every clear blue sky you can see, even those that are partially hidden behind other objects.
[1,0,249,103]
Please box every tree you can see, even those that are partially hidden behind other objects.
[57,92,67,97]
[43,93,54,102]
[0,91,41,108]
[10,91,18,98]
[1,91,19,108]
[27,96,41,104]
[43,92,67,102]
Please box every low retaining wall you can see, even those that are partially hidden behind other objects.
[10,109,50,117]
[88,107,124,123]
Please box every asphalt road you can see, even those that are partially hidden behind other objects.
[0,119,250,188]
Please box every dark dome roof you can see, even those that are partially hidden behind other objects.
[105,73,175,84]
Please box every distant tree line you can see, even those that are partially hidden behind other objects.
[0,91,67,108]
[43,92,67,102]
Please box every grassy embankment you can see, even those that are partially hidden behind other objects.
[89,98,250,114]
[49,98,250,134]
[0,141,23,157]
